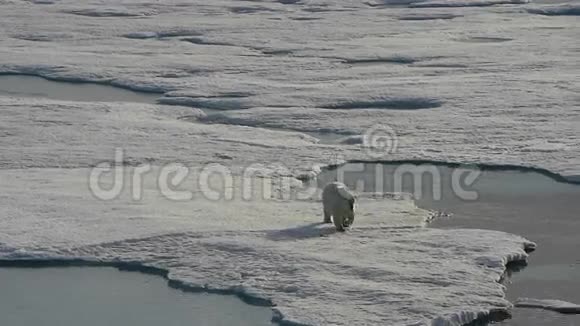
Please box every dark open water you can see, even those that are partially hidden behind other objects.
[0,266,274,326]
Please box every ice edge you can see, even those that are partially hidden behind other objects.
[0,67,170,94]
[0,238,535,326]
[314,159,580,185]
[0,257,308,325]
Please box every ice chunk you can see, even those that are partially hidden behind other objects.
[515,298,580,314]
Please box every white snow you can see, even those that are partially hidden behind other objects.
[0,94,535,325]
[0,0,577,176]
[0,94,536,324]
[201,106,580,178]
[0,166,534,325]
[0,0,576,325]
[515,298,580,314]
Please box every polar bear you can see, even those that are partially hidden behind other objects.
[322,182,356,232]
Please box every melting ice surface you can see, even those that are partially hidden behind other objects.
[318,163,580,325]
[0,267,274,326]
[0,75,160,104]
[0,0,579,325]
[0,167,534,326]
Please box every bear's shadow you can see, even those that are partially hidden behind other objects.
[266,222,337,241]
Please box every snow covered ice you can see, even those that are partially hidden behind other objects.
[0,0,578,325]
[0,167,535,325]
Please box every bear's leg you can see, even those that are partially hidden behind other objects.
[343,217,351,228]
[323,204,331,223]
[343,213,354,227]
[333,214,345,232]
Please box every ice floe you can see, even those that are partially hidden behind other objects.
[0,93,538,325]
[515,298,580,314]
[0,0,579,325]
[0,0,578,177]
[0,166,534,325]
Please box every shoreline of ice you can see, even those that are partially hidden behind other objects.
[0,242,534,326]
[0,166,536,326]
[0,229,535,326]
[319,159,580,185]
[0,75,565,326]
[515,298,580,314]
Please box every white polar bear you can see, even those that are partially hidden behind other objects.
[322,182,356,232]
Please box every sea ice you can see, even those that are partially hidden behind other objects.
[515,298,580,314]
[0,0,577,324]
[0,95,535,325]
[0,0,578,175]
[0,167,534,325]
